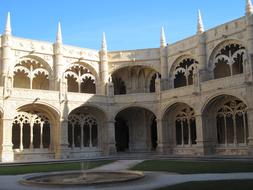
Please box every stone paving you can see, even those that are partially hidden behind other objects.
[0,160,253,190]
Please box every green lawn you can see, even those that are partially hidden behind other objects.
[131,160,253,174]
[157,180,253,190]
[0,160,113,175]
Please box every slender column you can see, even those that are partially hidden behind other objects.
[243,112,247,144]
[185,67,189,86]
[30,65,33,89]
[80,124,83,148]
[89,125,92,147]
[72,124,74,148]
[187,119,192,146]
[19,123,23,150]
[78,79,81,93]
[233,114,237,145]
[40,123,43,149]
[180,120,184,146]
[29,123,34,149]
[224,115,228,146]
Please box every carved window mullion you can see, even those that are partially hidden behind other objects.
[232,113,237,145]
[243,112,247,144]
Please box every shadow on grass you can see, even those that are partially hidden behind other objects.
[156,180,253,190]
[0,160,113,175]
[131,160,253,174]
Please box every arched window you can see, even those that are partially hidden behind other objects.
[216,100,248,146]
[214,44,245,79]
[12,112,50,150]
[13,58,50,90]
[68,114,98,148]
[65,64,96,94]
[175,107,196,146]
[173,58,198,88]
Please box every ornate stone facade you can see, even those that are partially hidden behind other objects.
[1,1,253,162]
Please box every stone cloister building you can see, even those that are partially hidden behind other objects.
[1,1,253,162]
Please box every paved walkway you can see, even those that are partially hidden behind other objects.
[0,160,253,190]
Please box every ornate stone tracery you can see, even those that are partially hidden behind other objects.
[13,57,50,89]
[12,111,51,150]
[213,44,245,79]
[68,114,98,148]
[173,58,199,88]
[64,63,96,93]
[175,107,196,146]
[216,100,248,145]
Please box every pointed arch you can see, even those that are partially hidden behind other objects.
[169,55,199,88]
[208,39,246,79]
[13,56,51,90]
[162,102,197,146]
[202,94,249,154]
[11,103,59,157]
[64,62,97,94]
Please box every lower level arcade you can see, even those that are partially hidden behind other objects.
[0,94,252,162]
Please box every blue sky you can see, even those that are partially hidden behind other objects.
[0,0,246,51]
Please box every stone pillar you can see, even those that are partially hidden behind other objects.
[195,114,212,155]
[106,120,116,155]
[0,118,14,162]
[160,46,168,90]
[247,108,253,155]
[55,119,69,159]
[197,33,207,81]
[245,13,253,83]
[156,118,170,154]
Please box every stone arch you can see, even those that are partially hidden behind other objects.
[161,100,195,119]
[208,39,246,79]
[201,92,248,114]
[67,105,107,154]
[162,102,197,148]
[169,55,199,88]
[202,94,249,155]
[114,106,157,152]
[65,61,99,80]
[111,65,158,94]
[64,62,98,94]
[13,56,52,90]
[11,103,59,160]
[110,63,159,76]
[114,104,156,119]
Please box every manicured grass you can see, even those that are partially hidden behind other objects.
[131,160,253,174]
[157,180,253,190]
[0,160,113,175]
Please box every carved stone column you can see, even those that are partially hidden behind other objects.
[195,114,213,155]
[55,119,70,159]
[247,108,253,155]
[0,118,14,162]
[156,118,170,154]
[106,119,116,155]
